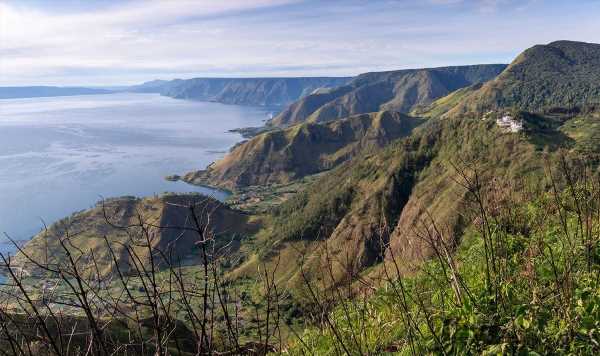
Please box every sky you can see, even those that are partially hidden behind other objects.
[1,0,599,86]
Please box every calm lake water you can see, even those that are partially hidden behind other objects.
[0,93,270,253]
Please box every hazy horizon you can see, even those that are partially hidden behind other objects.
[2,0,600,86]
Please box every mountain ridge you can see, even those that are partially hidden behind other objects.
[269,64,507,126]
[227,41,600,290]
[180,111,424,190]
[437,40,600,116]
[8,39,600,354]
[129,77,352,107]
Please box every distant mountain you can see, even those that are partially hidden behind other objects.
[129,77,352,107]
[269,64,507,126]
[435,41,600,116]
[181,111,423,190]
[0,86,113,99]
[10,40,600,354]
[127,79,173,93]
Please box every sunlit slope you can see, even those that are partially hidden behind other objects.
[183,111,424,190]
[234,41,600,289]
[421,41,600,117]
[270,64,506,126]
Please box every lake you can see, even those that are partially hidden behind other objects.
[0,93,270,253]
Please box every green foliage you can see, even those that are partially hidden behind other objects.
[561,111,600,154]
[442,41,600,117]
[493,41,600,112]
[273,64,506,126]
[287,176,600,355]
[272,175,356,241]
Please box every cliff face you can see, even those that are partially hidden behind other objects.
[130,77,352,106]
[182,111,424,190]
[14,194,256,278]
[269,64,507,126]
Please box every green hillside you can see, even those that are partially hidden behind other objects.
[5,40,600,354]
[288,174,600,354]
[238,109,586,285]
[181,111,424,190]
[434,41,600,116]
[13,194,256,278]
[255,40,600,354]
[270,64,507,126]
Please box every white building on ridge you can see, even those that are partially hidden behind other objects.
[496,114,523,133]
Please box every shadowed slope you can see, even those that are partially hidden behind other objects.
[14,194,256,278]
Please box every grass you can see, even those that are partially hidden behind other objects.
[287,176,600,354]
[561,111,600,153]
[225,173,324,214]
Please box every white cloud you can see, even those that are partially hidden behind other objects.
[0,0,599,85]
[0,0,299,84]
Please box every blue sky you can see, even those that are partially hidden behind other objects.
[1,0,599,85]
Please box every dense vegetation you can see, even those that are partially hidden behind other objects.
[288,160,600,354]
[445,41,600,116]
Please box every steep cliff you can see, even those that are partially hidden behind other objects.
[130,77,351,106]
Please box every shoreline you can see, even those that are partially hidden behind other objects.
[164,111,282,194]
[0,94,269,254]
